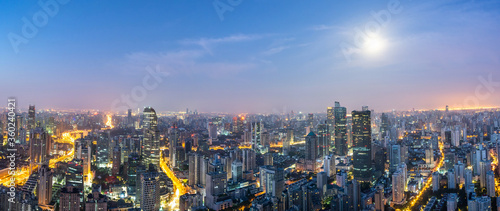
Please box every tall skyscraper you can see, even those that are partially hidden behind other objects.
[38,164,53,206]
[347,179,361,211]
[140,170,161,211]
[30,127,50,174]
[28,105,36,132]
[305,132,318,172]
[283,128,293,155]
[208,122,217,144]
[334,102,347,156]
[60,185,81,211]
[392,170,405,204]
[448,169,456,189]
[231,160,243,182]
[317,123,330,158]
[188,152,204,186]
[324,155,335,178]
[487,170,495,197]
[142,107,160,169]
[252,121,265,153]
[169,124,180,168]
[242,149,256,173]
[352,109,372,182]
[389,144,401,174]
[432,172,440,192]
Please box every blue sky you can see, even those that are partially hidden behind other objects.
[1,0,500,113]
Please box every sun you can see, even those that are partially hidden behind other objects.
[364,35,387,54]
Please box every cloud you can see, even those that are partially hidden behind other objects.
[180,34,265,54]
[262,46,290,56]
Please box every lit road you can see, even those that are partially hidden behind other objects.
[404,140,444,210]
[160,150,187,210]
[0,131,77,186]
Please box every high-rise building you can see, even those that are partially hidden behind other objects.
[327,106,335,149]
[432,172,440,192]
[208,122,217,143]
[283,128,293,155]
[317,171,328,198]
[480,160,492,188]
[140,171,161,211]
[447,193,457,211]
[336,170,347,189]
[392,170,405,204]
[305,132,318,172]
[205,168,232,210]
[30,128,51,172]
[142,107,160,169]
[169,124,180,168]
[347,179,361,211]
[380,113,390,138]
[242,149,256,173]
[60,185,81,211]
[28,105,36,132]
[324,155,335,178]
[231,160,243,182]
[252,121,265,153]
[352,109,372,182]
[375,185,384,211]
[448,169,456,189]
[389,144,401,174]
[188,152,204,186]
[317,123,330,158]
[112,146,121,176]
[38,164,53,206]
[66,160,84,193]
[487,170,496,197]
[259,165,285,199]
[334,102,347,156]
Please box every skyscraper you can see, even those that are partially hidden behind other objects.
[259,165,285,199]
[352,109,372,182]
[112,146,121,176]
[374,185,384,211]
[142,107,160,169]
[169,124,180,168]
[28,105,36,132]
[305,132,318,172]
[389,144,401,174]
[392,170,405,204]
[334,102,347,156]
[252,121,265,153]
[283,128,293,155]
[487,170,495,197]
[317,123,330,158]
[30,127,50,174]
[38,164,53,206]
[140,170,161,211]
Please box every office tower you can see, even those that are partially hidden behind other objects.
[444,152,455,171]
[142,107,160,169]
[380,113,390,138]
[317,172,328,197]
[38,164,53,206]
[30,127,50,172]
[140,171,161,211]
[231,160,243,182]
[389,144,401,174]
[305,132,318,172]
[451,126,460,147]
[317,123,330,158]
[169,124,180,168]
[260,165,285,199]
[252,121,265,153]
[67,160,84,193]
[127,153,141,188]
[400,144,408,165]
[307,113,314,128]
[81,143,91,179]
[85,190,108,211]
[334,102,348,156]
[242,148,256,173]
[283,128,293,155]
[432,172,440,192]
[487,170,496,197]
[352,109,372,182]
[327,106,334,147]
[60,185,81,211]
[112,146,121,176]
[447,193,457,211]
[375,185,384,211]
[324,155,336,178]
[336,170,347,189]
[480,160,492,188]
[208,122,217,143]
[28,105,36,132]
[347,179,361,211]
[448,169,456,189]
[96,132,110,166]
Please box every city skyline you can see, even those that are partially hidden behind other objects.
[1,1,500,113]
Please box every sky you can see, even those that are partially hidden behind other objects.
[1,0,500,114]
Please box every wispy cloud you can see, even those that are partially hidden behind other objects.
[180,34,265,54]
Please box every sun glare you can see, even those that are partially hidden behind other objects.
[364,36,386,54]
